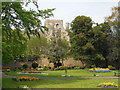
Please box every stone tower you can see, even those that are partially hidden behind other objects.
[44,19,69,42]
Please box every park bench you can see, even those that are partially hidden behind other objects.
[114,71,120,76]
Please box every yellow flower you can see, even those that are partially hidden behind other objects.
[114,84,118,87]
[6,69,11,71]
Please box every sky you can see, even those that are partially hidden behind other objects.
[27,0,119,26]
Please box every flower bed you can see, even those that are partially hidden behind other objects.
[22,71,41,73]
[88,68,110,72]
[98,82,118,87]
[5,69,11,72]
[17,71,48,75]
[13,77,40,81]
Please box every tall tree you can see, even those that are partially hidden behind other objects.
[27,36,48,55]
[2,1,55,64]
[69,16,95,66]
[91,22,112,67]
[105,7,120,69]
[2,29,27,64]
[69,16,112,67]
[2,1,55,38]
[45,23,69,68]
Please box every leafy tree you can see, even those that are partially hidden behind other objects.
[69,16,112,67]
[69,16,95,66]
[27,36,48,55]
[2,29,27,64]
[46,39,69,68]
[45,23,69,68]
[105,7,120,69]
[2,1,55,38]
[2,1,55,64]
[91,22,112,67]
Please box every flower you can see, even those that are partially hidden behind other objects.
[6,69,11,72]
[89,68,110,72]
[18,77,39,81]
[98,82,118,87]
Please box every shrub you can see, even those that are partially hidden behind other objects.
[67,67,72,69]
[32,63,38,69]
[12,67,19,71]
[108,65,116,70]
[74,67,80,69]
[43,66,47,71]
[51,67,54,71]
[48,66,51,69]
[23,64,28,69]
[71,66,76,69]
[38,66,41,68]
[80,66,85,69]
[91,65,96,68]
[58,66,64,70]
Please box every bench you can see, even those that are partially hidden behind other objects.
[114,71,120,76]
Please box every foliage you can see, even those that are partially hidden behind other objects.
[43,66,47,71]
[22,64,28,69]
[17,55,40,62]
[32,62,38,69]
[69,16,112,67]
[108,65,115,70]
[26,36,48,55]
[45,23,69,67]
[2,29,27,64]
[2,1,55,38]
[105,7,120,69]
[91,65,96,68]
[2,1,55,64]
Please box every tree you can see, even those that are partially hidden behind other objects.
[27,36,48,55]
[69,16,112,67]
[46,39,69,68]
[2,1,55,64]
[2,29,27,64]
[69,16,95,66]
[105,7,120,69]
[45,23,69,68]
[2,1,55,38]
[91,22,112,67]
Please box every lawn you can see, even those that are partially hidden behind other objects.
[2,78,118,88]
[4,69,117,77]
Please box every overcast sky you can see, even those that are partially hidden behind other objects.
[27,0,119,26]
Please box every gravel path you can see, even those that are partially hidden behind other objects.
[2,72,120,79]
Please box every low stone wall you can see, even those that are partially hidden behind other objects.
[3,56,85,68]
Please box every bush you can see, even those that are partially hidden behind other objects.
[12,67,19,71]
[48,66,51,69]
[38,66,42,68]
[58,66,64,70]
[80,66,85,69]
[23,64,28,69]
[32,63,38,69]
[108,65,116,70]
[71,66,76,69]
[67,67,72,69]
[74,67,80,69]
[91,65,96,68]
[51,67,54,71]
[43,66,47,71]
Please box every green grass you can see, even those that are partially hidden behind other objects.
[4,69,117,77]
[2,78,118,88]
